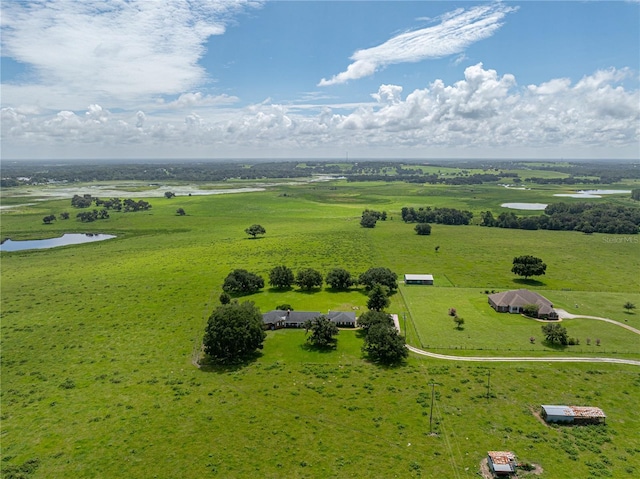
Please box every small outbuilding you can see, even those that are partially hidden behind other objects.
[541,405,606,425]
[404,274,434,285]
[487,451,517,476]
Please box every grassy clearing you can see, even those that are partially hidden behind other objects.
[399,286,640,355]
[1,175,639,478]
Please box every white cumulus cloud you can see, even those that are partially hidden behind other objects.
[319,3,517,86]
[1,0,263,110]
[1,65,638,159]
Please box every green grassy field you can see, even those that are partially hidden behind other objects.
[1,175,639,478]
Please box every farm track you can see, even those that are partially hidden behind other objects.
[406,344,640,366]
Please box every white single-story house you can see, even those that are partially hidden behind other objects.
[487,451,516,476]
[541,405,606,425]
[488,289,558,319]
[404,274,434,285]
[262,310,357,329]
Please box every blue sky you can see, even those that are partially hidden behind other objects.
[1,1,638,160]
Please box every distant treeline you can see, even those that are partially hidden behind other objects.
[401,206,473,225]
[2,159,638,187]
[0,161,338,185]
[346,172,505,185]
[480,203,640,234]
[525,177,610,185]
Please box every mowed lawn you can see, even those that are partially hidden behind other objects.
[399,286,640,355]
[1,179,640,478]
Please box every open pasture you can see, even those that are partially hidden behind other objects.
[2,173,639,478]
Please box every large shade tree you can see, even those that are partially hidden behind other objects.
[367,283,390,311]
[325,268,354,290]
[359,267,398,291]
[203,301,266,364]
[245,224,266,239]
[362,322,408,364]
[269,265,294,289]
[357,311,394,330]
[511,255,547,279]
[295,268,323,290]
[222,269,265,294]
[303,316,339,348]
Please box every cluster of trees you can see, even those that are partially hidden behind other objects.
[71,194,152,212]
[360,209,387,228]
[481,203,640,234]
[358,311,408,364]
[401,206,473,225]
[77,209,110,223]
[43,212,72,223]
[222,266,397,295]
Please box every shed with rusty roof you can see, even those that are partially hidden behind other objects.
[541,405,606,425]
[487,451,516,476]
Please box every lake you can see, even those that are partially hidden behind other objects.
[0,233,116,252]
[553,189,631,199]
[501,203,548,210]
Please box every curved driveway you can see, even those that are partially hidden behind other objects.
[555,309,640,334]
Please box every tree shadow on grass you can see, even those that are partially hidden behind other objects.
[296,288,323,295]
[513,278,547,287]
[299,342,337,353]
[541,340,568,351]
[361,355,408,369]
[198,351,263,373]
[267,286,294,293]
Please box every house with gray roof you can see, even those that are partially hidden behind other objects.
[488,289,558,319]
[262,310,356,329]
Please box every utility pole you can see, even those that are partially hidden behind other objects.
[429,382,436,434]
[486,369,491,401]
[403,312,406,338]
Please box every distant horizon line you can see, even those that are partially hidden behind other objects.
[2,157,639,164]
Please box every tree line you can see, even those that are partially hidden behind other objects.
[480,202,640,234]
[401,206,473,225]
[222,266,398,295]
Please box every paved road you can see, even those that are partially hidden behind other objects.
[406,345,640,366]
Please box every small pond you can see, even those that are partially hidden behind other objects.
[1,233,116,252]
[501,203,548,210]
[553,189,631,199]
